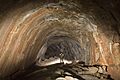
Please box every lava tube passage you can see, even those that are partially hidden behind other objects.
[0,0,120,80]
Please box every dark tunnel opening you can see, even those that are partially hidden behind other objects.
[37,36,86,66]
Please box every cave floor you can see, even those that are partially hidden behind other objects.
[4,61,114,80]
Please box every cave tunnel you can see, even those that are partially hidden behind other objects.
[0,0,120,80]
[37,36,88,66]
[42,36,83,60]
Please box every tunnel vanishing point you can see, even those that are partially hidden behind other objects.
[0,0,120,80]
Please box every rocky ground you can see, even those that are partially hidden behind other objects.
[4,61,113,80]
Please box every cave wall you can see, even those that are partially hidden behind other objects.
[0,0,120,79]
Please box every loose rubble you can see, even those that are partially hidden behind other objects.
[5,60,114,80]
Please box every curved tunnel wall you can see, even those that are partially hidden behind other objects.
[0,0,120,79]
[37,36,86,62]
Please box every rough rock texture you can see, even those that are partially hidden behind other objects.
[0,0,120,79]
[6,62,113,80]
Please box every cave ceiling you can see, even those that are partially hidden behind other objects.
[0,0,120,80]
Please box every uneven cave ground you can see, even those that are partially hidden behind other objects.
[6,62,113,80]
[5,36,113,80]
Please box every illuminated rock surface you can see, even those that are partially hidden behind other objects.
[0,0,119,80]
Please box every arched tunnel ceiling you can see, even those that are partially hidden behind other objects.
[0,0,120,79]
[37,36,87,66]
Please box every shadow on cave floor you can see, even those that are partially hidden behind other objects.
[4,61,113,80]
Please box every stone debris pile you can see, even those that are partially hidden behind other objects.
[5,61,113,80]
